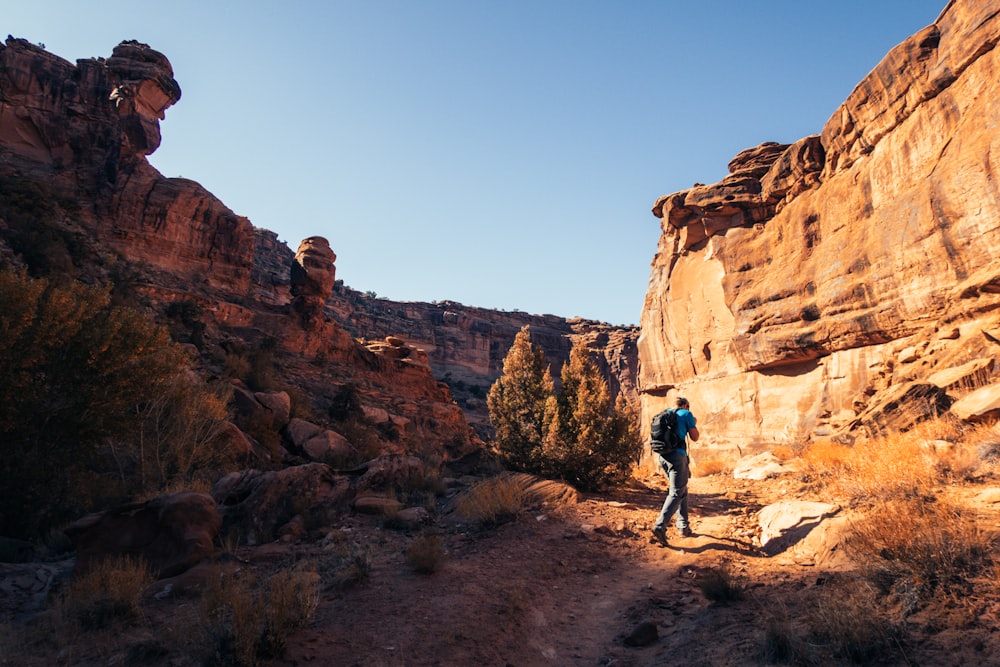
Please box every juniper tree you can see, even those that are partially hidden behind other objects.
[489,330,641,490]
[543,344,641,491]
[487,326,555,472]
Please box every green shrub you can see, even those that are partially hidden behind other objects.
[488,328,641,491]
[0,269,199,538]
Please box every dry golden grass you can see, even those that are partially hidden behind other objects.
[806,577,901,664]
[802,423,962,502]
[455,475,529,526]
[847,498,992,610]
[406,531,446,574]
[770,444,798,462]
[200,563,320,665]
[61,555,154,629]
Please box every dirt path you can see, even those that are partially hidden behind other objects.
[272,473,828,667]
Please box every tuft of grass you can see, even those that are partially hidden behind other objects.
[406,531,446,574]
[455,475,528,526]
[312,533,373,591]
[695,564,747,603]
[806,577,902,664]
[61,555,154,629]
[759,606,811,665]
[847,498,992,613]
[199,564,319,666]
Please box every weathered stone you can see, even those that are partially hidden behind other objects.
[64,491,220,579]
[758,501,840,556]
[353,496,402,515]
[639,0,1000,451]
[732,452,787,481]
[951,383,1000,422]
[255,391,291,428]
[212,464,352,545]
[286,418,323,449]
[303,429,355,462]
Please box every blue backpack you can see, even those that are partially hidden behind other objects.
[650,409,683,454]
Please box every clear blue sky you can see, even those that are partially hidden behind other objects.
[9,1,946,325]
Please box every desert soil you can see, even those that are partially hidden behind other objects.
[250,467,994,667]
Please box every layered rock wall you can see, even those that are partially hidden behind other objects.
[0,38,254,295]
[640,0,1000,452]
[249,229,640,435]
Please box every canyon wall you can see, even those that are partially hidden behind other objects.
[640,0,1000,453]
[0,38,474,458]
[252,229,640,437]
[0,36,638,456]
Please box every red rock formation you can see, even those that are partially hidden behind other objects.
[641,0,1000,452]
[65,492,220,578]
[249,232,640,436]
[0,38,255,295]
[0,38,479,461]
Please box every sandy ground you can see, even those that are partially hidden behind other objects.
[261,472,886,667]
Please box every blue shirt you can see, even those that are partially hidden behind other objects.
[674,408,697,455]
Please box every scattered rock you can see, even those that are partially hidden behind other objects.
[623,620,658,647]
[757,501,839,556]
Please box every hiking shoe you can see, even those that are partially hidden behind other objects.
[650,527,668,546]
[678,527,695,538]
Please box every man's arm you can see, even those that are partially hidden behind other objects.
[687,427,700,442]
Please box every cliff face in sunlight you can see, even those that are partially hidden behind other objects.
[640,0,1000,452]
[0,37,475,458]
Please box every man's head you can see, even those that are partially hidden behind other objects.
[676,396,690,409]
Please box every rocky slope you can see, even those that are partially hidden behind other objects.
[253,228,640,436]
[0,35,637,458]
[640,0,1000,453]
[0,37,474,458]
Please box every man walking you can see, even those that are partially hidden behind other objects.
[651,396,699,546]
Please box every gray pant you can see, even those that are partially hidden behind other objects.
[653,450,689,532]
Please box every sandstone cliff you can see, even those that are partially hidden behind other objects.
[251,228,640,437]
[0,38,474,459]
[641,0,1000,452]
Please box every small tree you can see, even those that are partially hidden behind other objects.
[487,326,555,471]
[544,345,641,490]
[488,330,641,491]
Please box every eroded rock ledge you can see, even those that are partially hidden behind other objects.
[640,0,1000,451]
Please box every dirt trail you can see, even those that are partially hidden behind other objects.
[272,473,829,667]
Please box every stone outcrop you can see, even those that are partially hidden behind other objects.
[0,38,480,461]
[0,38,255,295]
[64,492,220,578]
[641,0,1000,452]
[249,230,640,436]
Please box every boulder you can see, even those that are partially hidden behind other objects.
[353,496,403,516]
[254,390,291,428]
[303,429,355,462]
[757,501,840,556]
[286,417,323,449]
[64,491,220,579]
[732,452,786,481]
[212,464,352,545]
[951,382,1000,421]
